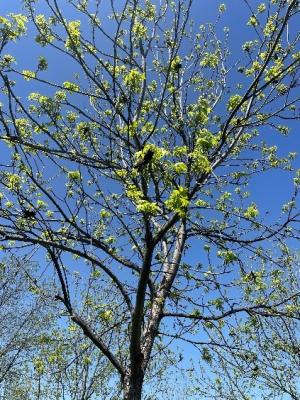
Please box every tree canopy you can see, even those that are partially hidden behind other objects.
[0,0,300,399]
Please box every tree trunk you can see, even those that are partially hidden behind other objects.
[123,369,144,400]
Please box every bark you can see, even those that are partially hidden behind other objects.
[123,225,153,400]
[142,223,186,367]
[123,369,144,400]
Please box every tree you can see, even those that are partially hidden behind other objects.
[0,254,52,397]
[0,0,300,398]
[187,262,300,400]
[0,254,124,400]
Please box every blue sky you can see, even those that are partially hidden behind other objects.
[3,0,299,213]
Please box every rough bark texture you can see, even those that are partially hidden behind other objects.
[123,370,144,400]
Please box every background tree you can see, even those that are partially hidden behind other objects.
[0,256,181,400]
[187,260,300,400]
[0,0,300,399]
[0,253,52,398]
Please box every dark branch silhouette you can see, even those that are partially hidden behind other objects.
[134,149,155,171]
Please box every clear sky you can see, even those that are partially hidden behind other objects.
[3,0,299,215]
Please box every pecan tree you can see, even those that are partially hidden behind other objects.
[0,0,300,398]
